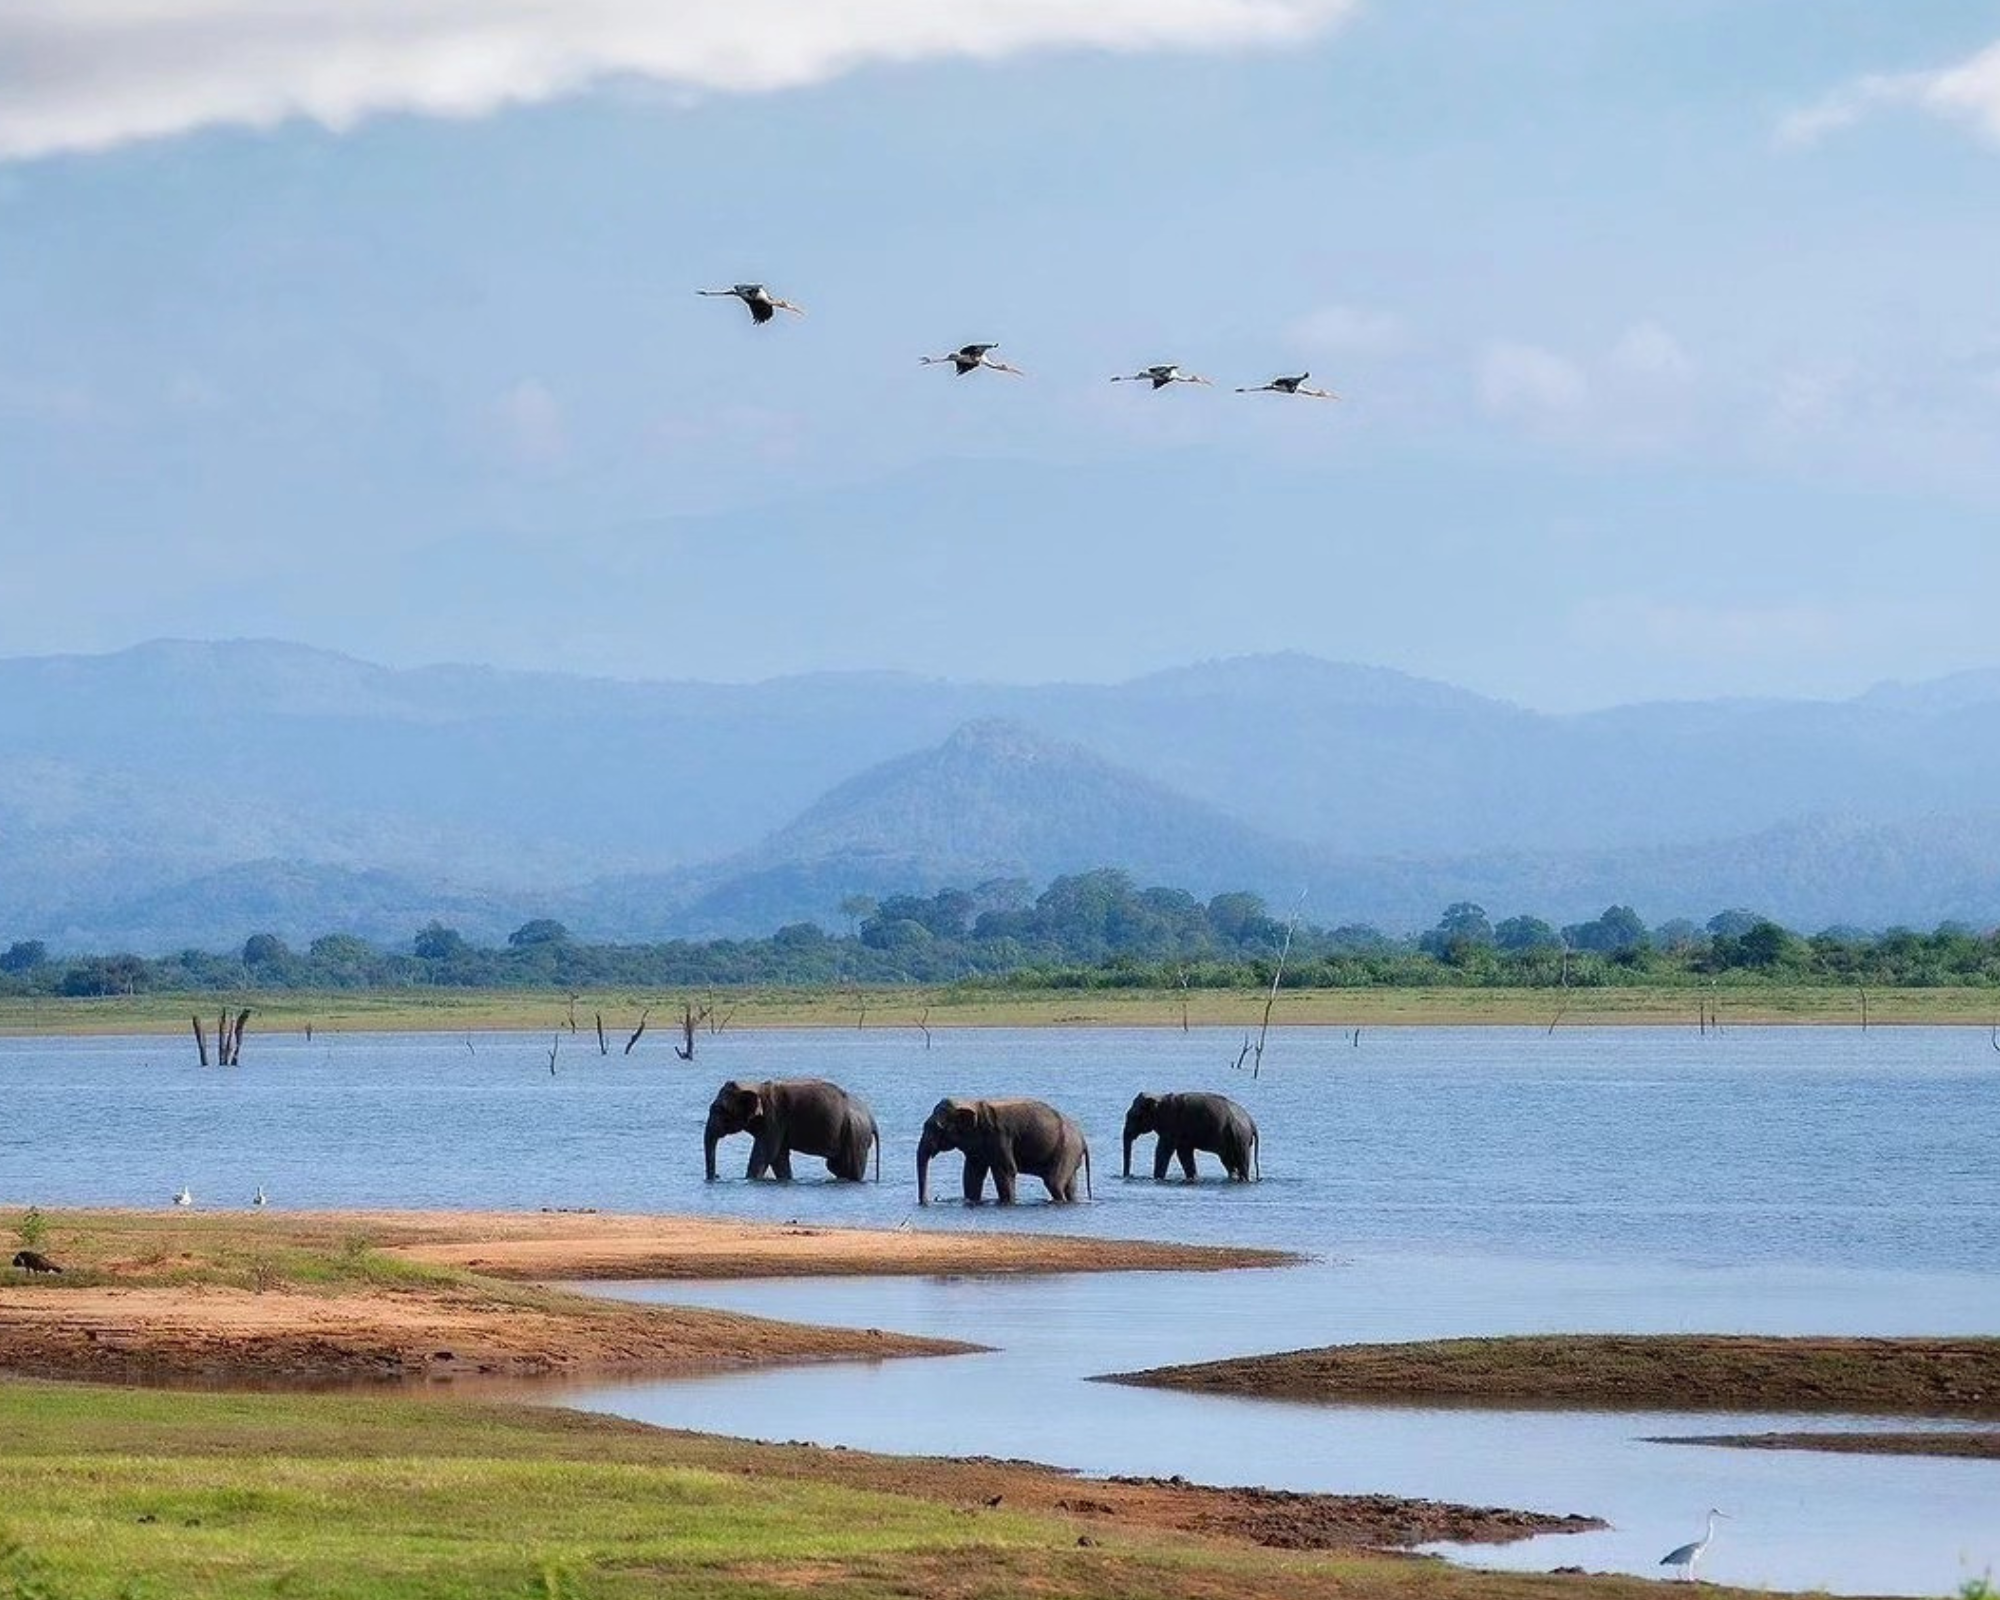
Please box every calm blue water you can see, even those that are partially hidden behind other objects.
[4,1024,1998,1592]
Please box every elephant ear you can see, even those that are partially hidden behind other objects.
[950,1103,982,1138]
[744,1089,767,1122]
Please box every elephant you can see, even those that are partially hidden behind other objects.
[917,1096,1091,1205]
[1122,1091,1259,1182]
[704,1078,880,1182]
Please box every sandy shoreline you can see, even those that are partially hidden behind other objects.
[0,1208,1288,1387]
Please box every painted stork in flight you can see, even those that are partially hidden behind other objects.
[1237,372,1340,400]
[697,284,805,324]
[1112,364,1212,390]
[921,343,1026,377]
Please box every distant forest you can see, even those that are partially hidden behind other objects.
[6,868,2000,997]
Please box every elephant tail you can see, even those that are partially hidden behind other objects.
[1251,1128,1261,1183]
[1083,1139,1093,1201]
[872,1126,882,1183]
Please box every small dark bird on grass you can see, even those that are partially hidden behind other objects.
[11,1250,62,1274]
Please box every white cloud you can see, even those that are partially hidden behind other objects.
[492,378,566,465]
[1782,38,2000,149]
[1477,340,1589,418]
[0,0,1359,161]
[1608,321,1694,385]
[1291,303,1405,357]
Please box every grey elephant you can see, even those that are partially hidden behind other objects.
[1122,1090,1259,1182]
[704,1078,880,1182]
[917,1096,1092,1205]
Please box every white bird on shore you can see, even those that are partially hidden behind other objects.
[921,343,1025,377]
[1660,1508,1728,1582]
[1236,371,1340,400]
[1112,363,1211,390]
[697,283,805,324]
[252,1186,267,1208]
[172,1187,192,1208]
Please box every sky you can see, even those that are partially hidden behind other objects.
[2,2,1999,711]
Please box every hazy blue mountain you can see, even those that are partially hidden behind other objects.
[636,719,1318,938]
[7,638,2000,949]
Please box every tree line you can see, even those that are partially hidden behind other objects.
[5,870,2000,997]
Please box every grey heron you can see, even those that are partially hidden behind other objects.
[1659,1509,1728,1581]
[1237,372,1340,400]
[921,343,1026,377]
[1112,364,1211,390]
[172,1187,193,1208]
[697,284,805,324]
[252,1186,267,1208]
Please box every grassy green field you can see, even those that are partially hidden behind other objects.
[5,982,2000,1037]
[0,1381,1658,1600]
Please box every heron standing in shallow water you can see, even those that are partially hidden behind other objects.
[1112,363,1211,390]
[921,343,1026,377]
[1237,371,1340,400]
[1660,1508,1729,1581]
[697,284,804,323]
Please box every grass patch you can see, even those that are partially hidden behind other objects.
[7,983,2000,1036]
[0,1382,1657,1600]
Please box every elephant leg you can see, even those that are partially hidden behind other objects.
[1153,1139,1172,1181]
[745,1134,771,1180]
[991,1163,1019,1205]
[1176,1143,1198,1181]
[770,1146,795,1182]
[961,1157,990,1204]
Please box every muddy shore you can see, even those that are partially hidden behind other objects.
[0,1208,1613,1557]
[1105,1333,2000,1415]
[1650,1429,2000,1460]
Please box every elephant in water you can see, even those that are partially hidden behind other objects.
[1122,1091,1259,1182]
[704,1078,880,1182]
[917,1096,1091,1205]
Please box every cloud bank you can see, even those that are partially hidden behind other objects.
[0,0,1358,161]
[1782,37,2000,148]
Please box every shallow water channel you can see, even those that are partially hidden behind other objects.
[6,1023,1998,1592]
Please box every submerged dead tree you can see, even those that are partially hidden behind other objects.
[196,1008,251,1065]
[624,1007,652,1056]
[1237,895,1304,1080]
[673,1002,713,1062]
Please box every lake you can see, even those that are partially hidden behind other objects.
[4,1023,1997,1592]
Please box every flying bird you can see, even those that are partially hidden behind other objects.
[1659,1509,1729,1582]
[172,1187,193,1208]
[1236,371,1340,400]
[1112,364,1211,390]
[921,343,1025,377]
[697,284,805,324]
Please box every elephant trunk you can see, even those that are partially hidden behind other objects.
[1122,1131,1136,1179]
[703,1110,727,1181]
[916,1127,944,1206]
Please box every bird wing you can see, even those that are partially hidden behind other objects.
[750,300,775,323]
[1660,1543,1698,1566]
